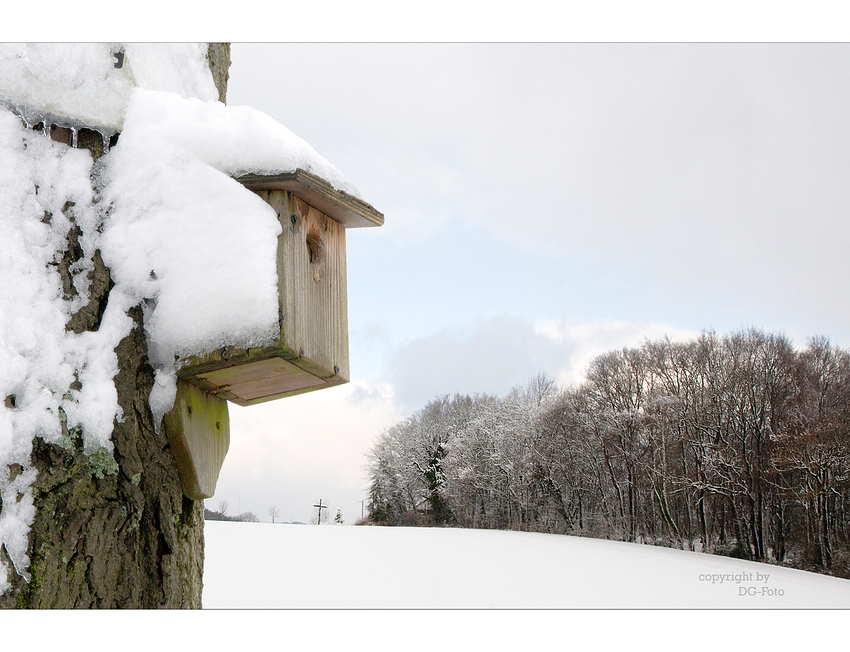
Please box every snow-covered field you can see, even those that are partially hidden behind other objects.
[203,521,850,609]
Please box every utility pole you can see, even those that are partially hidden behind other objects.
[314,499,328,525]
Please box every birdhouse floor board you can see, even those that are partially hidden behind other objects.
[220,373,326,402]
[196,356,305,385]
[187,356,330,406]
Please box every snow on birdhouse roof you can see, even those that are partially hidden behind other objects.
[118,88,364,198]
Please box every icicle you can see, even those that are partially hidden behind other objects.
[3,100,117,154]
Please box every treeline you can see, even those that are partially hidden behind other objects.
[366,329,850,578]
[203,500,259,522]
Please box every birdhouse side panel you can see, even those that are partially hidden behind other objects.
[263,190,349,383]
[173,189,350,406]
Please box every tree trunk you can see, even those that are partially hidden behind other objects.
[1,303,204,608]
[0,44,231,609]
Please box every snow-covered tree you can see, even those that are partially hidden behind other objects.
[365,332,850,578]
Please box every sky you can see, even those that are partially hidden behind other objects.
[207,42,850,525]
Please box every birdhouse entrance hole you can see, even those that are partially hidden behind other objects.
[306,228,323,265]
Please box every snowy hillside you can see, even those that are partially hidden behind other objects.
[202,521,850,609]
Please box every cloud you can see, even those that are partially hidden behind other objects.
[387,313,698,411]
[234,43,850,345]
[533,318,699,386]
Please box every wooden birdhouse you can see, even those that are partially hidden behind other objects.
[164,168,383,499]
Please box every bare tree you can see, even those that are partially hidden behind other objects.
[268,504,281,524]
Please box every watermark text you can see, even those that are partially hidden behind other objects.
[697,571,785,597]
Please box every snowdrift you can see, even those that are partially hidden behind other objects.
[202,521,850,609]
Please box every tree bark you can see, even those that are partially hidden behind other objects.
[1,299,204,608]
[207,43,231,104]
[0,44,231,609]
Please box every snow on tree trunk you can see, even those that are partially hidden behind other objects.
[0,125,203,608]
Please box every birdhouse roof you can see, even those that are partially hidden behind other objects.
[236,169,384,228]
